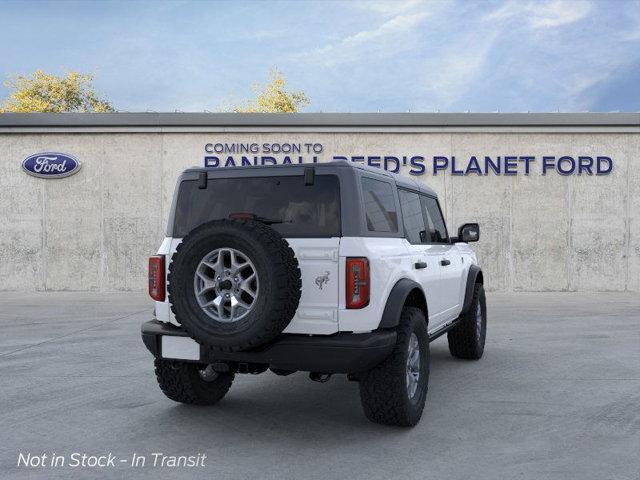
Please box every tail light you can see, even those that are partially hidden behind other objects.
[346,257,370,309]
[148,255,166,301]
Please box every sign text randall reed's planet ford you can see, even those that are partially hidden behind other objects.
[204,142,613,176]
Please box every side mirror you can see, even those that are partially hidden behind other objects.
[457,223,480,243]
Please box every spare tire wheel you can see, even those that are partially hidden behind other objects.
[168,219,301,352]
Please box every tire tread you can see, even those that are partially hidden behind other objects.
[359,307,429,427]
[447,283,486,360]
[154,358,234,405]
[167,219,301,352]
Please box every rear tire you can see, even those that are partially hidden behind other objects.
[358,307,429,427]
[154,358,234,405]
[447,283,486,360]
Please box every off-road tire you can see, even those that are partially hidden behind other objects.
[447,283,486,360]
[154,358,234,405]
[358,307,429,427]
[168,219,301,352]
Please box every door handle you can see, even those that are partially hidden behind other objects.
[440,259,451,266]
[414,262,427,270]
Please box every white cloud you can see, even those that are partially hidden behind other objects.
[476,0,638,111]
[337,12,427,44]
[353,0,430,16]
[482,1,523,23]
[417,0,595,110]
[300,11,430,66]
[530,0,592,28]
[619,0,640,41]
[483,0,592,29]
[294,0,634,112]
[420,30,500,109]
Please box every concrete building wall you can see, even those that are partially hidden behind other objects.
[1,118,639,292]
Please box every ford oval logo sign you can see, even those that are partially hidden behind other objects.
[22,152,81,179]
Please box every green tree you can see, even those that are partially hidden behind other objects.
[0,70,114,113]
[234,69,309,113]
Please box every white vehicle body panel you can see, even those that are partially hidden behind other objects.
[339,237,413,333]
[155,235,478,335]
[402,241,447,327]
[281,238,340,334]
[155,236,341,334]
[153,163,480,337]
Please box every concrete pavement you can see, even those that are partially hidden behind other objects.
[0,292,638,480]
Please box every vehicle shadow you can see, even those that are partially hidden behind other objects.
[137,341,479,446]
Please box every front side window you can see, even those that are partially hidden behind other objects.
[399,190,427,244]
[422,196,449,243]
[361,177,398,233]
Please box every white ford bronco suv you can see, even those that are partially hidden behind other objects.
[142,161,485,427]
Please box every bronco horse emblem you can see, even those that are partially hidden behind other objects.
[315,271,330,290]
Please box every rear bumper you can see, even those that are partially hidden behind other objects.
[141,320,396,374]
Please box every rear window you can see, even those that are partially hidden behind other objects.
[172,175,341,238]
[399,189,427,244]
[361,177,398,233]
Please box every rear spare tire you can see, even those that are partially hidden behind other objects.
[168,219,301,352]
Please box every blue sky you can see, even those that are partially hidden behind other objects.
[0,0,638,112]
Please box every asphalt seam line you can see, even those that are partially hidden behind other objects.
[0,309,149,357]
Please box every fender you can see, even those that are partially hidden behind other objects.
[461,265,483,314]
[378,278,427,329]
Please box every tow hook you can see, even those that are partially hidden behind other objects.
[309,372,332,383]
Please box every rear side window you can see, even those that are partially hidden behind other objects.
[422,196,449,243]
[361,177,398,233]
[172,175,341,238]
[399,190,427,244]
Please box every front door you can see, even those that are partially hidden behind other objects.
[421,196,464,322]
[398,189,446,323]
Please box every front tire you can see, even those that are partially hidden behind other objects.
[154,358,234,405]
[447,283,486,360]
[358,307,429,427]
